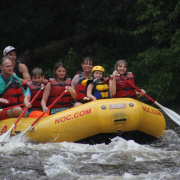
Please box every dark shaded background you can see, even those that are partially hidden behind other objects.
[1,0,180,106]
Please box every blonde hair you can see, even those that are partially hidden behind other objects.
[114,60,128,70]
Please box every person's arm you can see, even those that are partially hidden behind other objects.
[109,71,118,97]
[24,87,32,108]
[18,63,31,83]
[87,83,96,100]
[41,82,51,113]
[136,89,146,98]
[71,75,79,89]
[24,95,32,108]
[0,98,9,104]
[71,75,79,99]
[71,83,75,90]
[67,86,77,99]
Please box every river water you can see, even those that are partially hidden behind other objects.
[1,110,180,180]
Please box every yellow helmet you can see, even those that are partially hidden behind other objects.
[92,66,104,73]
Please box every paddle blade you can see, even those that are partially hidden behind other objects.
[155,101,180,126]
[13,125,32,140]
[0,124,15,143]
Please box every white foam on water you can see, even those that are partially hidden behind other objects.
[0,137,30,154]
[0,133,178,158]
[122,170,180,180]
[161,129,180,141]
[44,168,180,180]
[41,135,180,178]
[1,130,180,179]
[44,154,71,176]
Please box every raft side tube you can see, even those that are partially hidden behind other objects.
[0,98,166,143]
[137,101,166,138]
[27,102,101,142]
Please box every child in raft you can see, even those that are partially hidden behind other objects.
[41,62,76,115]
[107,60,146,99]
[24,68,49,117]
[86,66,111,101]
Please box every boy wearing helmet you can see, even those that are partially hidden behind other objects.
[3,46,31,84]
[87,66,111,100]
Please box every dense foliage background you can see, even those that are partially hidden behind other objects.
[1,0,180,106]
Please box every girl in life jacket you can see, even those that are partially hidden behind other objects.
[72,57,93,106]
[107,60,146,99]
[24,68,49,117]
[41,62,77,115]
[87,66,111,101]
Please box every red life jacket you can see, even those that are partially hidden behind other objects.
[113,72,137,99]
[21,79,33,90]
[104,76,110,85]
[48,78,72,108]
[27,79,49,110]
[75,73,92,103]
[0,75,24,107]
[111,72,137,99]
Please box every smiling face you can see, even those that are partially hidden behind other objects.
[93,70,103,79]
[54,66,66,81]
[0,59,13,78]
[81,60,93,73]
[116,63,127,76]
[32,75,44,85]
[4,50,17,67]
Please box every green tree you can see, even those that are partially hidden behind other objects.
[132,0,180,105]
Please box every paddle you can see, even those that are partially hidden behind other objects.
[0,103,24,112]
[0,86,44,143]
[83,97,90,101]
[83,97,94,101]
[13,90,68,139]
[119,75,180,126]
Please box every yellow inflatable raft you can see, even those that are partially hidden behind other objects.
[0,98,166,143]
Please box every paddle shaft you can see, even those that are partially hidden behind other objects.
[31,90,67,126]
[16,90,68,137]
[120,75,155,103]
[0,103,25,111]
[14,87,44,125]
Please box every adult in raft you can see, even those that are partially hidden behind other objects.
[41,62,77,115]
[3,46,31,84]
[71,57,93,106]
[0,57,25,120]
[107,60,146,99]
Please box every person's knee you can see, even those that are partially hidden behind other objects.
[74,102,82,107]
[7,107,24,118]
